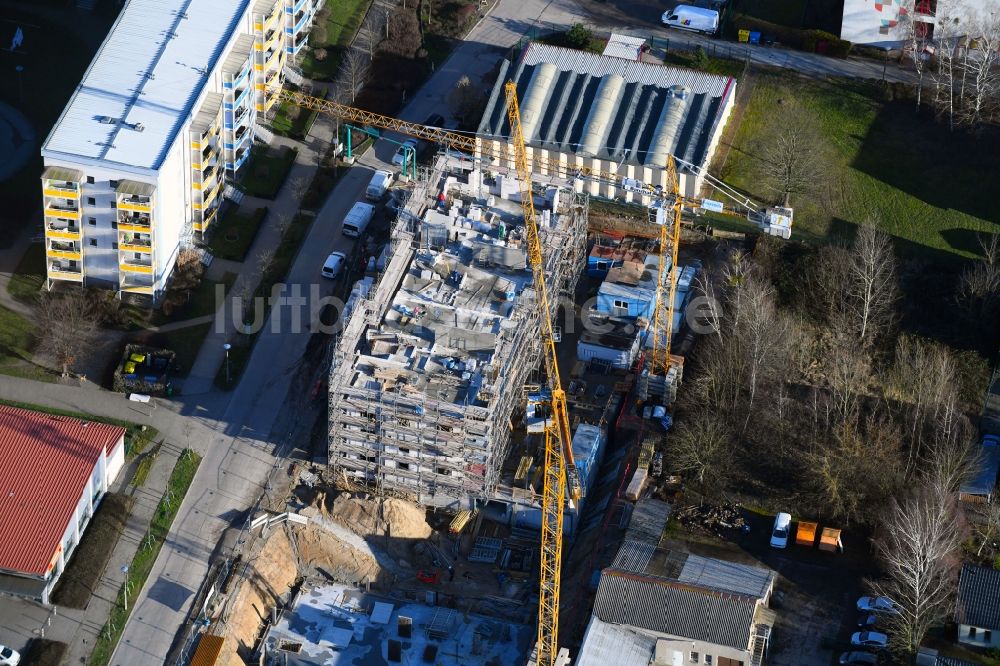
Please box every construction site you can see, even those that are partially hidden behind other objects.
[186,41,794,666]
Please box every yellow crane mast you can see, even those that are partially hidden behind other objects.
[650,156,684,375]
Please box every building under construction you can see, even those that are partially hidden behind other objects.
[327,162,588,508]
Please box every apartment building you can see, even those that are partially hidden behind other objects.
[40,0,320,303]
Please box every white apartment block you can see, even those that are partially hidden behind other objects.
[40,0,321,302]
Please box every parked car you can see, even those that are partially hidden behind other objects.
[321,251,347,279]
[856,596,899,614]
[857,613,877,629]
[851,631,889,649]
[838,652,878,666]
[770,512,791,548]
[0,645,20,666]
[392,139,419,168]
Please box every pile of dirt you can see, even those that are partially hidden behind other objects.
[219,528,298,665]
[296,522,381,584]
[319,492,433,541]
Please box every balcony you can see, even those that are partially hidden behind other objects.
[48,259,83,281]
[234,124,250,142]
[120,256,153,274]
[119,212,152,232]
[45,200,79,214]
[47,240,81,261]
[120,273,154,294]
[119,232,152,253]
[46,220,81,239]
[43,181,80,198]
[117,195,152,213]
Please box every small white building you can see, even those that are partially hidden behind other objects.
[0,406,127,604]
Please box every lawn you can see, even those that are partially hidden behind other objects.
[240,145,297,199]
[0,6,114,245]
[49,493,133,609]
[207,207,269,262]
[721,73,1000,258]
[298,0,373,81]
[153,321,212,378]
[271,97,320,140]
[661,47,746,78]
[89,449,201,666]
[0,303,55,381]
[7,242,45,301]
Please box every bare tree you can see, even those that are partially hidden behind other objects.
[846,224,898,345]
[340,49,370,103]
[751,99,826,205]
[666,412,734,489]
[358,10,385,61]
[958,11,1000,129]
[899,0,931,110]
[869,486,962,656]
[448,75,486,127]
[255,247,276,279]
[971,500,1000,558]
[36,288,101,377]
[930,0,961,130]
[958,233,1000,324]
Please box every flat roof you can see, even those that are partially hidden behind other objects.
[0,406,126,576]
[42,0,251,173]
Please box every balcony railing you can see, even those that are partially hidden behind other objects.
[119,213,152,228]
[234,125,249,141]
[119,233,152,248]
[47,202,79,213]
[47,220,80,234]
[49,240,79,253]
[120,195,152,206]
[49,260,82,275]
[121,257,153,269]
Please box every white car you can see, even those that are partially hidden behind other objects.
[321,251,347,279]
[856,596,899,614]
[769,512,791,548]
[0,645,20,666]
[850,631,888,649]
[391,139,418,167]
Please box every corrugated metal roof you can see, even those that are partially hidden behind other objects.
[478,42,735,170]
[624,498,672,545]
[0,405,126,576]
[593,568,758,650]
[42,0,251,172]
[613,539,655,572]
[956,564,1000,629]
[576,615,658,666]
[116,180,156,196]
[41,166,83,182]
[677,553,774,599]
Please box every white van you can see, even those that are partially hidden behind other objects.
[661,5,719,35]
[365,170,393,201]
[770,512,792,549]
[342,201,375,238]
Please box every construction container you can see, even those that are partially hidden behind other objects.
[819,527,843,553]
[795,521,818,547]
[625,468,648,501]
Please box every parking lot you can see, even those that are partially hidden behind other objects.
[669,509,881,666]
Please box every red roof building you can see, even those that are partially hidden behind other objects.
[0,405,127,603]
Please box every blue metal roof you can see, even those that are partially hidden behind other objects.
[961,442,1000,496]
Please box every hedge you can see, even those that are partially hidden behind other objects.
[729,14,852,58]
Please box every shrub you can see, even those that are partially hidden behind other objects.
[385,6,422,58]
[564,23,593,50]
[311,24,328,45]
[314,47,328,62]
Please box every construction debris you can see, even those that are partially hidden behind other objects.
[674,502,747,538]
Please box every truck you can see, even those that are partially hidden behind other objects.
[365,170,393,201]
[661,5,719,35]
[342,201,375,238]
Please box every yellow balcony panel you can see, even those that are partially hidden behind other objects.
[255,63,264,71]
[192,181,203,191]
[192,202,203,211]
[48,270,84,283]
[47,228,81,240]
[118,201,152,213]
[45,208,81,220]
[203,183,222,207]
[44,187,80,199]
[47,249,82,261]
[119,243,152,254]
[254,21,263,31]
[119,222,152,233]
[192,161,202,170]
[193,221,205,232]
[120,284,154,294]
[120,262,153,274]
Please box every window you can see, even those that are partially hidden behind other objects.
[398,462,410,471]
[88,217,97,226]
[613,299,628,309]
[436,467,448,475]
[704,657,713,666]
[112,242,118,250]
[690,653,699,664]
[89,238,97,247]
[596,260,609,271]
[133,253,142,260]
[86,176,95,184]
[970,627,979,639]
[985,629,993,642]
[87,197,96,206]
[111,220,117,229]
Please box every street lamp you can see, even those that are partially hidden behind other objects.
[120,565,130,611]
[223,343,232,385]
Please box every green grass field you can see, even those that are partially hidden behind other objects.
[240,145,297,199]
[7,243,45,301]
[299,0,373,80]
[722,73,1000,258]
[207,206,269,262]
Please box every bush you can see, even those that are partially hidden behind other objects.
[313,47,328,62]
[730,15,851,57]
[386,6,422,57]
[311,24,328,45]
[803,29,852,58]
[564,23,593,50]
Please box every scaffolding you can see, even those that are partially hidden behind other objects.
[328,160,587,508]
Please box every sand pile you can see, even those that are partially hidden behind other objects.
[318,492,433,541]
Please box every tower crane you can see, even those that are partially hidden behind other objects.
[274,85,578,666]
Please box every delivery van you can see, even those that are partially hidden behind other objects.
[661,5,719,35]
[342,201,375,238]
[365,170,393,201]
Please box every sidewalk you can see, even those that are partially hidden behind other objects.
[64,440,184,666]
